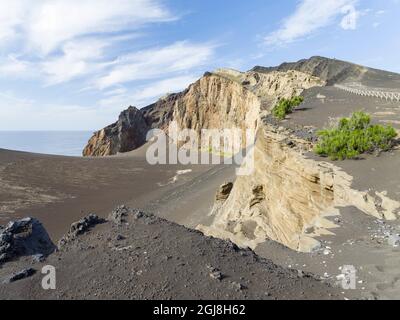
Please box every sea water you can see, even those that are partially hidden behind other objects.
[0,131,93,157]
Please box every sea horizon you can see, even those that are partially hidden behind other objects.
[0,131,93,157]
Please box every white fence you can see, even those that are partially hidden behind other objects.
[335,84,400,102]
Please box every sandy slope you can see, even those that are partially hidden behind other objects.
[0,209,340,300]
[0,148,217,240]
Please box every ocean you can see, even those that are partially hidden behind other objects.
[0,131,93,157]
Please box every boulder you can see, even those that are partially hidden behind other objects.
[0,218,56,265]
[2,268,36,284]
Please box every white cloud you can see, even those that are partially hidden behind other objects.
[0,0,216,130]
[40,39,111,85]
[265,0,360,46]
[0,0,173,54]
[0,55,32,77]
[340,4,360,30]
[95,41,215,89]
[0,1,213,89]
[99,75,198,108]
[0,0,28,44]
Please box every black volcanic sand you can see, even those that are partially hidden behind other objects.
[1,81,400,300]
[259,85,400,300]
[287,86,400,130]
[0,210,340,300]
[0,148,233,241]
[284,86,400,204]
[256,207,400,300]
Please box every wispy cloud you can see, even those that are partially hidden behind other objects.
[265,0,360,47]
[100,75,198,108]
[0,0,219,130]
[0,0,178,86]
[95,41,215,89]
[40,39,111,85]
[0,55,32,77]
[0,0,174,54]
[0,1,215,90]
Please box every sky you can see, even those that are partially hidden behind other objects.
[0,0,399,130]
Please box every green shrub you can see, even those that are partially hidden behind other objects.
[272,96,304,120]
[314,111,397,160]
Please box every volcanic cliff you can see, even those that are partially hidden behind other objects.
[83,56,400,253]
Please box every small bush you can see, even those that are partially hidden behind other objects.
[272,96,304,120]
[315,111,397,160]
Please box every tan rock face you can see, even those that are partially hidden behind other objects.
[83,69,324,157]
[214,69,325,103]
[198,123,400,252]
[174,74,259,131]
[83,72,262,156]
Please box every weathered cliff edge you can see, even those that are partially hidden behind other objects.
[83,56,400,252]
[83,66,324,156]
[198,123,400,252]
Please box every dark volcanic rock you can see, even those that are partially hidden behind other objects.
[0,218,56,265]
[141,92,185,130]
[2,268,36,284]
[83,106,150,156]
[58,214,106,248]
[109,205,145,225]
[0,207,341,300]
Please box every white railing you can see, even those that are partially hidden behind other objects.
[334,84,400,102]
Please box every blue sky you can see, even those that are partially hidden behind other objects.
[0,0,399,130]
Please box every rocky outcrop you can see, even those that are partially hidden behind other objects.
[83,68,324,156]
[252,56,400,87]
[109,205,145,225]
[58,214,105,248]
[252,56,367,85]
[0,218,56,264]
[215,183,234,202]
[0,209,339,300]
[214,68,325,103]
[83,107,149,157]
[171,73,260,142]
[141,92,186,130]
[198,123,400,252]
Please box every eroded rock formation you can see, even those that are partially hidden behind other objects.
[82,56,400,253]
[198,123,400,252]
[83,67,324,157]
[83,107,149,157]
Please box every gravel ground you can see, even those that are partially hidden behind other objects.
[0,208,340,300]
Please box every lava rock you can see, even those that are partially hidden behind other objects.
[109,206,145,225]
[0,218,56,265]
[58,214,106,248]
[2,268,36,284]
